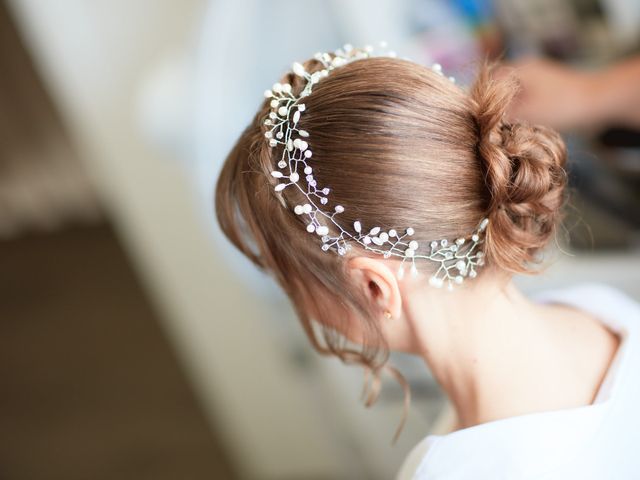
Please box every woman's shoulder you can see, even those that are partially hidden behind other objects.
[530,281,640,328]
[396,282,640,480]
[529,281,637,303]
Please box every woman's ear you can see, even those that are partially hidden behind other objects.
[347,256,402,319]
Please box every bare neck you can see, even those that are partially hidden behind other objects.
[404,278,620,430]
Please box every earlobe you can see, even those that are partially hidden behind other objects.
[347,256,402,319]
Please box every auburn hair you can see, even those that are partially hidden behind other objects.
[215,51,567,442]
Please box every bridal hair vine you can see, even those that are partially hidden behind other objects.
[263,42,489,290]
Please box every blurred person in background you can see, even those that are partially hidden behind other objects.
[505,55,640,131]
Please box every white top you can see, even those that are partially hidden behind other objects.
[396,282,640,480]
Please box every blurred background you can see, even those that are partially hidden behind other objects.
[1,0,638,479]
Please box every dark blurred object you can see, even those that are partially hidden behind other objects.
[589,128,640,228]
[0,224,237,480]
[563,134,640,250]
[599,127,640,149]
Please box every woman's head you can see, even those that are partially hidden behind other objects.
[215,47,567,388]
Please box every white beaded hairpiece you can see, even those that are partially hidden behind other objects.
[263,42,489,290]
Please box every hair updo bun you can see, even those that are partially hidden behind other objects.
[470,64,568,275]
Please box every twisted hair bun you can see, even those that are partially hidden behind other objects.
[470,64,568,274]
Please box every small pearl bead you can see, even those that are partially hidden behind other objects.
[410,263,418,277]
[292,62,306,76]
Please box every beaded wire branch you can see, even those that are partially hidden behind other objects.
[263,42,489,290]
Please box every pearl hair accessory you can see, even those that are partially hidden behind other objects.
[263,42,489,290]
